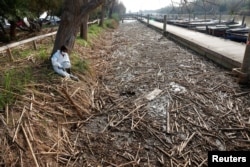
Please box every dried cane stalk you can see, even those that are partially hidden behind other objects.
[13,107,26,142]
[21,123,39,167]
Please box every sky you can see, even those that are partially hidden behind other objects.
[120,0,179,13]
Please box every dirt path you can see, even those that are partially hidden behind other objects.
[73,21,250,166]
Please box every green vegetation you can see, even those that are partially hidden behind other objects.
[70,51,90,73]
[0,18,120,110]
[13,48,33,59]
[104,14,120,29]
[0,67,33,109]
[74,58,90,72]
[0,42,54,109]
[88,24,103,38]
[74,18,119,71]
[76,18,119,46]
[88,18,119,32]
[76,37,88,47]
[12,43,53,61]
[111,13,120,22]
[76,22,103,47]
[37,45,54,61]
[105,19,119,29]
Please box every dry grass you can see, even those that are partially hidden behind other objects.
[0,26,114,166]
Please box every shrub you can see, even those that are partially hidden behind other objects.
[105,19,119,29]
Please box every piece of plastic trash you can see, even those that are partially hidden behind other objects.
[145,88,162,100]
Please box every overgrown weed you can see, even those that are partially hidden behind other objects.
[0,67,33,109]
[0,18,119,110]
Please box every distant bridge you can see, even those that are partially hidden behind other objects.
[121,14,137,20]
[121,14,150,21]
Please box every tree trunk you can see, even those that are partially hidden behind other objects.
[80,0,89,40]
[108,0,115,18]
[9,21,17,40]
[0,23,6,34]
[80,14,89,40]
[99,3,106,27]
[52,0,104,54]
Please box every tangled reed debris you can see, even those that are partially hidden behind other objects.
[0,21,250,166]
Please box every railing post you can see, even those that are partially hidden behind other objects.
[147,14,149,26]
[33,40,38,50]
[233,32,250,84]
[7,48,14,61]
[242,15,246,26]
[163,15,167,36]
[51,35,55,42]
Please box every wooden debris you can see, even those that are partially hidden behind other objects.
[21,123,39,167]
[12,107,26,142]
[62,88,90,118]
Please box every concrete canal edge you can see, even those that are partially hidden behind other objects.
[138,19,241,70]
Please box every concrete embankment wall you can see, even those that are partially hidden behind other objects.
[137,19,245,70]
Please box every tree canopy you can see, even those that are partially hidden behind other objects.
[0,0,63,20]
[0,0,64,40]
[0,0,34,20]
[154,0,250,15]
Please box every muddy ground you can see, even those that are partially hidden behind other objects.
[72,21,250,166]
[1,21,250,167]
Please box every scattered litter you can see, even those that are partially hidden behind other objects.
[169,82,186,93]
[145,88,162,100]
